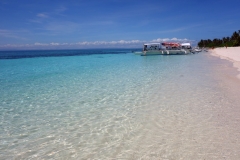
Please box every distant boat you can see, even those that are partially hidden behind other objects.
[193,47,202,53]
[195,49,201,52]
[133,43,191,56]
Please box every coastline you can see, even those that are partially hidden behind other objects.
[210,47,240,79]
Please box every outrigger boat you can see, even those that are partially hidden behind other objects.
[134,42,191,56]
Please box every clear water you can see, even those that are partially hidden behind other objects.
[1,50,240,159]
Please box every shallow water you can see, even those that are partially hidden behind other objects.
[1,50,240,159]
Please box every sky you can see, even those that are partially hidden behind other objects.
[0,0,240,50]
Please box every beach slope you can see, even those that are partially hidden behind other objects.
[210,47,240,78]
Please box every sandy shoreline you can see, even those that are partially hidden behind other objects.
[210,47,240,79]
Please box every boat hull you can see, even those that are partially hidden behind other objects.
[140,49,189,56]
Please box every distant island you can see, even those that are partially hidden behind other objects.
[198,30,240,48]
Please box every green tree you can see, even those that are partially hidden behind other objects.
[197,30,240,47]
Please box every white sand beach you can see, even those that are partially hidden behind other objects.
[210,47,240,79]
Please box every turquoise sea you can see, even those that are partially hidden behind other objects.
[1,49,240,159]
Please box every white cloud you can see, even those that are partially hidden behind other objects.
[55,6,67,13]
[34,42,61,46]
[151,38,192,43]
[50,42,59,46]
[34,42,48,46]
[75,40,143,45]
[37,13,48,18]
[0,38,195,50]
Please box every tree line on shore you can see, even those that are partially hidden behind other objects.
[198,30,240,48]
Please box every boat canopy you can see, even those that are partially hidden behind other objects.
[143,43,161,51]
[161,42,180,47]
[143,43,161,46]
[181,43,191,46]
